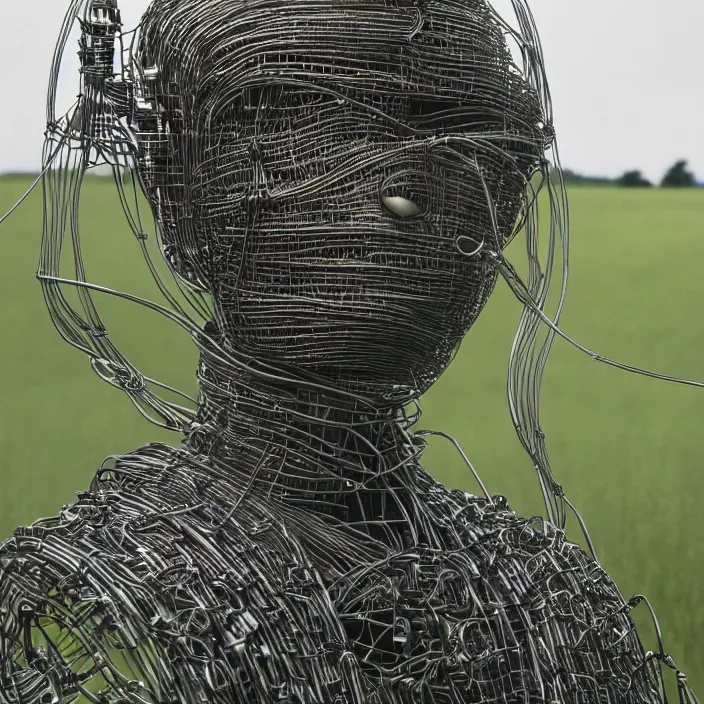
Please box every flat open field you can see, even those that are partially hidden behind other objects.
[1,175,702,695]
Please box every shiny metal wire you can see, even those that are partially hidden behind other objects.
[0,1,698,702]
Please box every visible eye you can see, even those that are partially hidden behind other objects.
[379,170,428,218]
[381,195,421,218]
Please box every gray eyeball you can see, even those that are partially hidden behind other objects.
[382,195,421,217]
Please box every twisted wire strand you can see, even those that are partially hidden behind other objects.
[0,0,699,702]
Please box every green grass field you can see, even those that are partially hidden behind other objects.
[0,175,702,696]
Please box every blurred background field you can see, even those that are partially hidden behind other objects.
[0,175,702,695]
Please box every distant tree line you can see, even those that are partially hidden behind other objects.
[3,159,701,190]
[559,169,614,186]
[550,160,699,189]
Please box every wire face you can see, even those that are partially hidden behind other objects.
[0,1,698,703]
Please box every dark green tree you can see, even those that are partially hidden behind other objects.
[617,170,652,188]
[660,160,695,187]
[548,168,613,186]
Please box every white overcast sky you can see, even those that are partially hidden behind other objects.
[0,0,702,184]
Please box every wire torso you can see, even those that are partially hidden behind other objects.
[0,0,697,701]
[0,443,664,704]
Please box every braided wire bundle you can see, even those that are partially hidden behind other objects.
[0,0,699,702]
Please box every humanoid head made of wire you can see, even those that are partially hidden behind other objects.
[125,0,550,402]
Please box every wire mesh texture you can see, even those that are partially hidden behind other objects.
[0,0,699,702]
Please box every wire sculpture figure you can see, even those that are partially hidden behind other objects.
[0,0,699,702]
